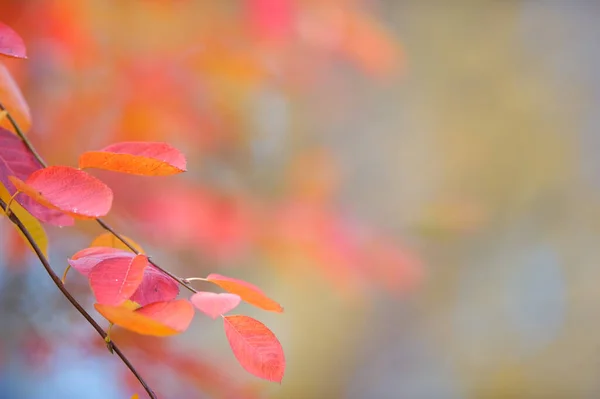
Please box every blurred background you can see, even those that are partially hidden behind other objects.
[0,1,597,398]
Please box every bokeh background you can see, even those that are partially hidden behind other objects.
[0,1,598,398]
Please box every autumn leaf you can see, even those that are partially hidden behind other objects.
[0,129,72,225]
[191,292,241,319]
[89,254,148,306]
[130,265,179,307]
[79,142,187,176]
[0,21,27,59]
[0,182,48,258]
[0,64,31,134]
[207,274,283,313]
[90,232,145,254]
[9,166,113,219]
[68,247,135,277]
[95,299,194,337]
[223,315,285,383]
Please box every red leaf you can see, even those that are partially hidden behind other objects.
[207,274,283,313]
[0,22,26,59]
[191,292,241,319]
[130,266,180,307]
[0,129,72,226]
[223,315,285,383]
[68,247,135,277]
[79,141,186,176]
[9,166,113,219]
[135,299,194,332]
[89,254,148,306]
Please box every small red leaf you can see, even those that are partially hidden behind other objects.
[68,247,135,276]
[0,129,72,225]
[130,266,180,307]
[89,254,148,306]
[223,315,285,383]
[0,22,26,59]
[191,292,241,319]
[207,274,283,313]
[135,299,194,332]
[9,166,113,219]
[79,142,187,176]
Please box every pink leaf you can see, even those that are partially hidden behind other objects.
[0,129,73,226]
[89,254,148,306]
[191,292,241,319]
[130,266,180,306]
[223,315,285,383]
[10,166,113,219]
[0,22,26,59]
[68,247,135,277]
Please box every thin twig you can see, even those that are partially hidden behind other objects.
[0,101,197,295]
[0,103,47,168]
[0,197,157,399]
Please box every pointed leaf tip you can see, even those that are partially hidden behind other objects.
[191,292,241,319]
[224,315,285,383]
[79,141,187,176]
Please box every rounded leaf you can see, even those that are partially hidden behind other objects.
[0,65,31,134]
[223,315,285,383]
[191,292,241,319]
[207,274,283,313]
[130,266,179,307]
[79,142,187,176]
[9,166,113,219]
[89,254,148,306]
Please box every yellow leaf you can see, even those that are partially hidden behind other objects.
[130,394,139,399]
[0,182,48,258]
[90,232,145,254]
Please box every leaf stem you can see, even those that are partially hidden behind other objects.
[0,197,157,399]
[182,277,207,283]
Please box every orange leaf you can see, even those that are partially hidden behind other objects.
[0,22,26,59]
[95,299,194,337]
[90,232,145,254]
[0,64,31,134]
[8,166,113,219]
[89,254,148,306]
[191,292,241,319]
[223,315,285,383]
[207,274,283,313]
[79,142,186,176]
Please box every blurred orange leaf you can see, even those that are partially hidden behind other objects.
[0,64,30,133]
[8,166,113,219]
[223,315,285,383]
[79,142,186,176]
[207,274,283,313]
[0,21,26,59]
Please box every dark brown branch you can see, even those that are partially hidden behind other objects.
[0,198,157,399]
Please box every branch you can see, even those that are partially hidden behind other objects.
[0,101,196,294]
[0,197,157,399]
